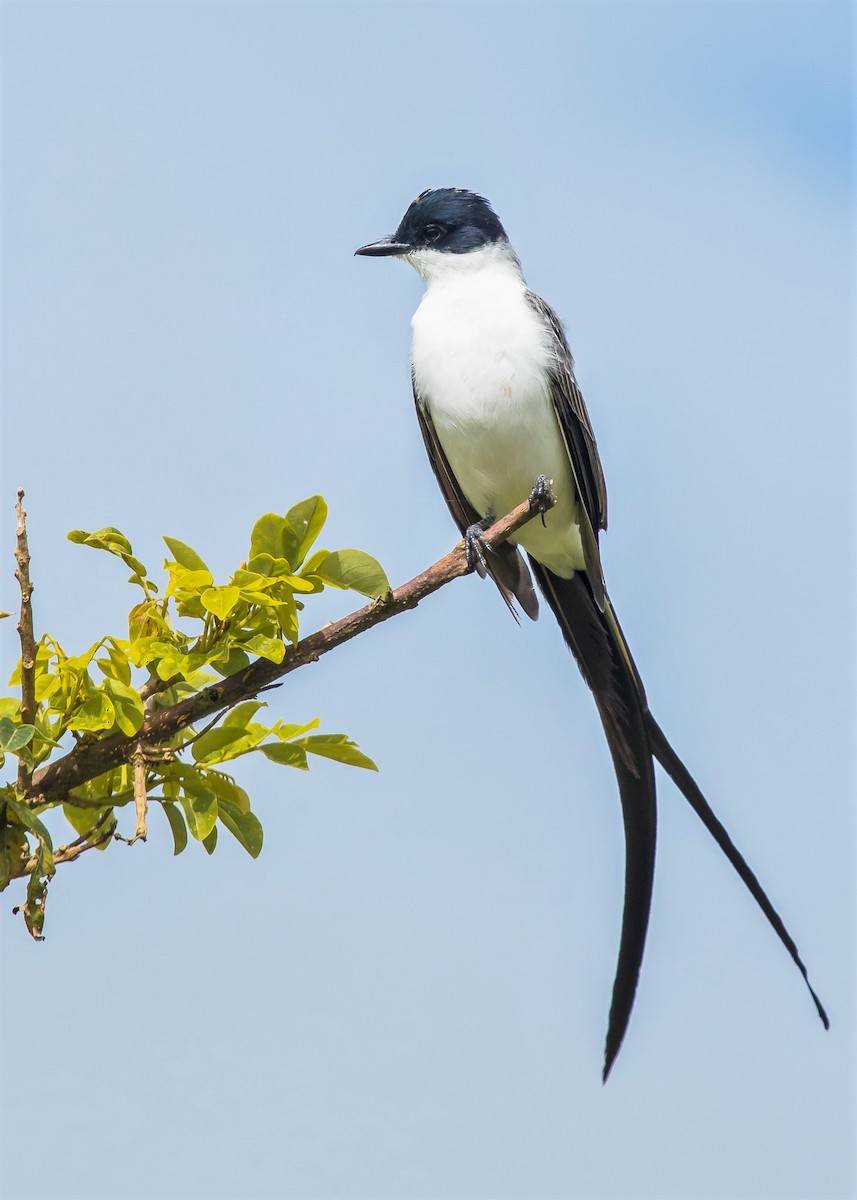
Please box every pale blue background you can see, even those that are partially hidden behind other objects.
[0,3,852,1198]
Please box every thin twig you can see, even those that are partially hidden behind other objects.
[174,707,239,753]
[24,493,553,808]
[131,745,148,842]
[56,810,112,854]
[51,821,116,866]
[14,489,36,794]
[14,808,116,878]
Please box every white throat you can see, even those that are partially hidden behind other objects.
[405,240,525,288]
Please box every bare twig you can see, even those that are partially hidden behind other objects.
[51,821,116,866]
[23,494,553,808]
[173,708,239,753]
[55,808,114,854]
[132,745,148,842]
[15,808,116,877]
[14,490,36,794]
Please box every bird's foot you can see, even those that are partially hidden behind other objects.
[463,514,495,575]
[529,475,555,527]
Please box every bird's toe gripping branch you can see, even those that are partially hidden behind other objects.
[529,474,555,526]
[463,515,495,576]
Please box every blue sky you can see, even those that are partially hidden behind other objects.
[0,3,852,1198]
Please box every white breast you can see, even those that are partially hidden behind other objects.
[409,244,585,578]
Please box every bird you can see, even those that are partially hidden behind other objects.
[355,187,828,1080]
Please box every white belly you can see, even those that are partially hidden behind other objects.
[411,270,584,578]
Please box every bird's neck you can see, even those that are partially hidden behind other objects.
[409,241,525,291]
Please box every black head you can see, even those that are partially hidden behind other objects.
[355,188,508,257]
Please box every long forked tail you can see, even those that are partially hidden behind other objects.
[529,562,657,1081]
[645,716,830,1029]
[529,561,829,1081]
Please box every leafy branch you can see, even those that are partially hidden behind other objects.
[1,489,549,939]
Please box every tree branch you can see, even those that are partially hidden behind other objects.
[22,495,551,808]
[14,489,36,795]
[16,808,116,877]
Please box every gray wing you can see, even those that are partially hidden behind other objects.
[412,376,539,621]
[525,291,609,608]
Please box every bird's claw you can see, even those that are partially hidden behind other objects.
[464,516,494,575]
[529,474,554,527]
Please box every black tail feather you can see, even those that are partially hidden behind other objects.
[529,562,657,1081]
[646,715,830,1030]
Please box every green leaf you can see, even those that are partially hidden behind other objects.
[102,679,144,736]
[274,598,299,645]
[66,692,115,733]
[6,796,54,852]
[133,635,193,669]
[218,801,263,858]
[286,496,328,566]
[95,641,132,686]
[163,537,210,573]
[231,568,271,589]
[68,525,132,554]
[241,634,285,664]
[202,825,218,855]
[260,742,308,770]
[260,557,294,580]
[201,769,250,814]
[249,513,299,571]
[151,650,184,681]
[180,788,218,841]
[15,841,54,940]
[280,575,318,594]
[230,570,277,601]
[0,718,36,753]
[210,648,251,677]
[299,549,329,577]
[129,599,168,640]
[149,680,198,709]
[201,721,270,759]
[35,673,61,702]
[300,734,378,771]
[191,725,251,764]
[0,820,28,892]
[150,647,210,683]
[166,566,214,594]
[68,527,149,587]
[223,701,266,729]
[161,802,188,856]
[249,513,285,560]
[201,586,241,620]
[276,717,321,740]
[63,803,112,839]
[309,549,389,598]
[245,552,274,578]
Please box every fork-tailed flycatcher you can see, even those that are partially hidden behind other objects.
[356,187,828,1080]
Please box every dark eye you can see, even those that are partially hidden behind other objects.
[423,223,445,243]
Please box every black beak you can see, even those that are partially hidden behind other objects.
[354,236,411,257]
